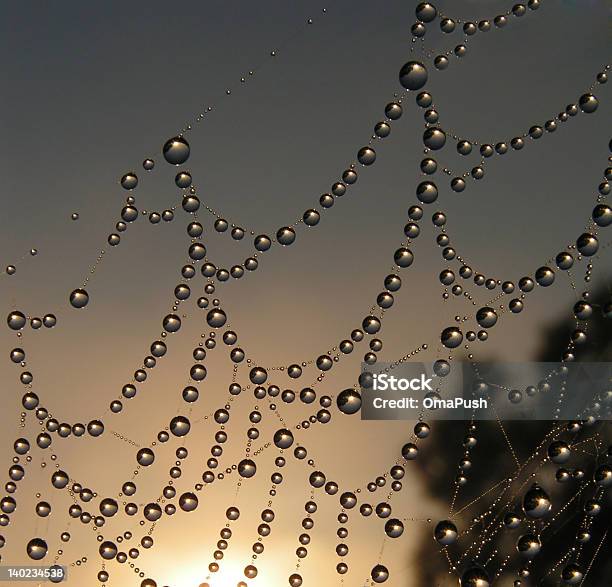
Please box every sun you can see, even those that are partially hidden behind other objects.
[169,562,250,587]
[197,578,248,587]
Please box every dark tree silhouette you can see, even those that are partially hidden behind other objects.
[413,285,612,586]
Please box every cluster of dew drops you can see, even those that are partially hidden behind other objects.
[3,2,612,587]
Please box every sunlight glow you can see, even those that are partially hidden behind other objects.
[170,562,249,587]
